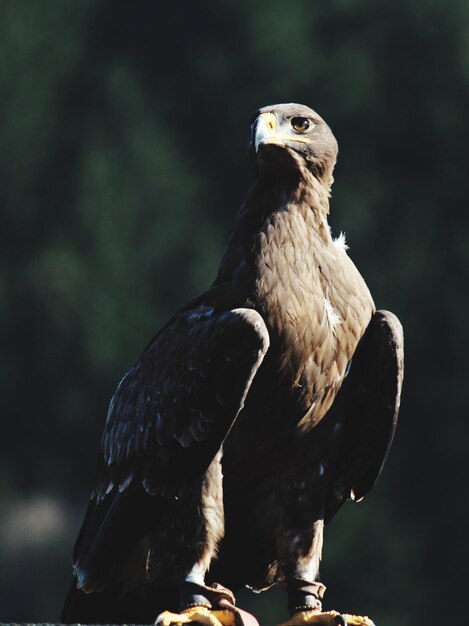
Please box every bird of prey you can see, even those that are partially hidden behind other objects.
[62,103,403,626]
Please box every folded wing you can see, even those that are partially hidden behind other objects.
[72,306,269,592]
[325,310,404,521]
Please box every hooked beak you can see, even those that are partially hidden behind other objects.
[253,112,311,153]
[253,113,277,152]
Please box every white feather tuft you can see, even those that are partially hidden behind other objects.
[333,231,349,251]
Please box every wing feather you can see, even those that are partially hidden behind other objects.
[106,306,268,499]
[72,305,269,591]
[325,309,404,521]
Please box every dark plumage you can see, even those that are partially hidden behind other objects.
[62,103,403,626]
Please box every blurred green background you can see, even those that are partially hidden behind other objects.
[0,1,468,624]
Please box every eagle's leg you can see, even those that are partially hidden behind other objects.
[275,518,374,626]
[278,518,326,617]
[155,456,258,626]
[276,517,375,626]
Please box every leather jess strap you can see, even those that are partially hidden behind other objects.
[179,581,260,626]
[286,579,326,614]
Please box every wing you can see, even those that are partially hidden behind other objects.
[325,309,404,522]
[72,305,269,592]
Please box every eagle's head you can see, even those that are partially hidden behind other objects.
[250,103,338,187]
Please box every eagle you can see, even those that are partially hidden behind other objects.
[62,103,404,626]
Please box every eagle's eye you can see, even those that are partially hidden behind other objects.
[291,117,311,132]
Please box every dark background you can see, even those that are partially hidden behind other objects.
[0,1,468,625]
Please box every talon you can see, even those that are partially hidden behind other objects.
[155,607,240,626]
[211,609,238,626]
[278,610,343,626]
[277,610,373,626]
[341,616,375,626]
[155,610,187,626]
[156,607,225,626]
[156,610,178,626]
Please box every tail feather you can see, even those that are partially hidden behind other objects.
[72,484,155,592]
